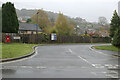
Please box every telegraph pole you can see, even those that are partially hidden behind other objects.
[36,11,39,44]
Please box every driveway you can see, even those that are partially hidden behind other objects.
[2,44,119,78]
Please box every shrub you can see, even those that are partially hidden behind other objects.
[112,26,120,47]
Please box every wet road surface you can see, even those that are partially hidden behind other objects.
[2,44,119,78]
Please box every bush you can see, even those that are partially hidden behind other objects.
[81,34,90,37]
[42,33,49,43]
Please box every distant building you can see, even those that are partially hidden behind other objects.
[20,20,27,23]
[18,17,23,21]
[98,30,110,37]
[118,1,120,16]
[19,23,42,34]
[18,16,31,23]
[86,29,96,34]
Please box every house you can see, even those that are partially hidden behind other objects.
[87,29,96,34]
[20,20,27,23]
[98,30,110,37]
[19,23,42,34]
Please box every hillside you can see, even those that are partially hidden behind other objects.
[16,9,58,21]
[16,9,93,28]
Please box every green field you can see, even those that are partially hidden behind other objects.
[1,43,36,59]
[93,45,120,51]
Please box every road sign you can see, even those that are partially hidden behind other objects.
[51,33,57,40]
[13,36,21,39]
[34,24,38,26]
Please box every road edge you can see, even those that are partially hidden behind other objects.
[90,46,119,57]
[0,46,38,63]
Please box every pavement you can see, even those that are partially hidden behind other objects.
[2,44,120,78]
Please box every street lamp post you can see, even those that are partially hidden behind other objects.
[36,11,39,44]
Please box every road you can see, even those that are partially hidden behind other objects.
[2,44,119,78]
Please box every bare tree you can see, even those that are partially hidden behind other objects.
[98,17,108,26]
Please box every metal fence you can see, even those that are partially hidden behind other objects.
[2,33,111,44]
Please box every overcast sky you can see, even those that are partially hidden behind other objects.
[0,0,120,22]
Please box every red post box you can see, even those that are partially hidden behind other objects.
[6,36,10,43]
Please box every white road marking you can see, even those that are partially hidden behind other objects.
[68,49,73,53]
[106,74,118,78]
[93,64,104,68]
[104,64,113,67]
[108,66,118,69]
[78,56,95,67]
[69,49,103,68]
[92,64,96,67]
[110,71,118,74]
[78,56,89,63]
[101,72,107,74]
[1,47,38,64]
[20,66,33,69]
[36,66,47,69]
[89,46,107,56]
[68,47,117,70]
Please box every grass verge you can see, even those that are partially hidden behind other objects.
[93,45,120,52]
[1,43,37,59]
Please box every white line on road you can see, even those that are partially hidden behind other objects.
[36,66,47,69]
[78,56,95,67]
[68,49,73,53]
[67,48,116,69]
[68,48,96,67]
[89,46,108,56]
[106,74,118,78]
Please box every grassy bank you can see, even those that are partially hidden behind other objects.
[93,45,120,51]
[1,43,37,59]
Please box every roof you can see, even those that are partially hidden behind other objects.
[19,23,42,31]
[99,31,109,37]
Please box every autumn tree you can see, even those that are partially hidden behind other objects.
[31,9,51,33]
[54,13,74,35]
[98,17,107,26]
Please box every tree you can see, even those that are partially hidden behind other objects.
[54,13,74,35]
[110,10,120,38]
[2,2,19,33]
[31,9,51,33]
[112,26,120,47]
[98,17,107,26]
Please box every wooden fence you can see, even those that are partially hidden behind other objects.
[2,33,111,44]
